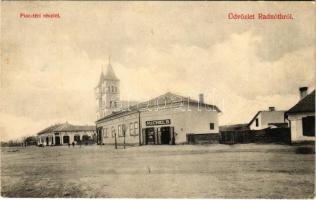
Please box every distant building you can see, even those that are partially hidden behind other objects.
[37,122,96,146]
[248,107,288,130]
[285,87,315,143]
[96,92,221,145]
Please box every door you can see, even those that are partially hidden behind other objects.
[74,135,80,143]
[63,136,70,144]
[161,126,171,144]
[55,136,60,145]
[46,137,49,146]
[145,128,155,145]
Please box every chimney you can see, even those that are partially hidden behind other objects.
[299,87,308,99]
[199,93,204,104]
[269,107,275,111]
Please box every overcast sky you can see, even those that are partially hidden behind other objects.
[1,1,315,141]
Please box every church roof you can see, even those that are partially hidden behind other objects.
[98,72,105,85]
[104,63,119,81]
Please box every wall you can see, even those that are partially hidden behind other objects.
[37,130,96,145]
[97,112,140,145]
[96,103,219,145]
[249,111,286,130]
[249,112,262,130]
[288,112,315,142]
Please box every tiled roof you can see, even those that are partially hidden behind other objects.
[37,123,95,135]
[286,90,315,114]
[96,92,221,122]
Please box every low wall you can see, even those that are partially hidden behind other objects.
[220,128,291,144]
[186,133,220,144]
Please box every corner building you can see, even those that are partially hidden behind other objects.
[96,92,221,145]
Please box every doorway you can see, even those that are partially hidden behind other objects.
[161,127,171,144]
[55,136,60,145]
[63,135,70,144]
[145,128,155,145]
[74,135,81,143]
[46,137,49,146]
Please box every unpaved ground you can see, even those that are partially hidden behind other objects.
[1,144,314,198]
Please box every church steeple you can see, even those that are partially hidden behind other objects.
[104,57,119,81]
[95,56,120,119]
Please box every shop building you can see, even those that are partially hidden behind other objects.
[37,122,96,146]
[96,92,221,145]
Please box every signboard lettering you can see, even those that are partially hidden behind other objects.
[146,119,171,126]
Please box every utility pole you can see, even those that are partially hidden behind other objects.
[114,132,117,149]
[123,124,126,149]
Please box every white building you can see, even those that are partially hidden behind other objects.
[94,62,221,145]
[248,107,288,130]
[96,92,221,145]
[285,87,315,143]
[37,122,96,146]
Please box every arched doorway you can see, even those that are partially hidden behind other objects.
[63,135,70,144]
[74,135,80,143]
[46,137,49,146]
[82,135,89,141]
[55,136,60,145]
[82,135,90,145]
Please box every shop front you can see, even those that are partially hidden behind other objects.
[142,119,175,145]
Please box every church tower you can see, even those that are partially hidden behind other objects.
[95,58,120,119]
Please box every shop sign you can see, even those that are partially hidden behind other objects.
[146,119,171,126]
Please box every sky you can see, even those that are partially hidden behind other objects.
[1,1,315,141]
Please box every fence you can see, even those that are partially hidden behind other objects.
[220,128,291,144]
[187,133,220,144]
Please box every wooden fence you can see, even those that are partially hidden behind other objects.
[187,133,220,144]
[220,128,291,144]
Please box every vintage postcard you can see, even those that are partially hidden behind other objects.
[1,1,315,198]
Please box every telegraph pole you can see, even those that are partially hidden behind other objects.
[114,132,117,149]
[123,124,126,149]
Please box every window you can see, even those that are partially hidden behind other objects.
[130,122,134,135]
[302,116,315,136]
[103,128,108,138]
[134,122,139,136]
[210,123,214,130]
[255,118,259,127]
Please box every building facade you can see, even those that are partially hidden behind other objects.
[96,92,221,145]
[37,123,96,146]
[248,107,288,130]
[286,87,315,143]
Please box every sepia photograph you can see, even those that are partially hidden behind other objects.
[1,1,315,198]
